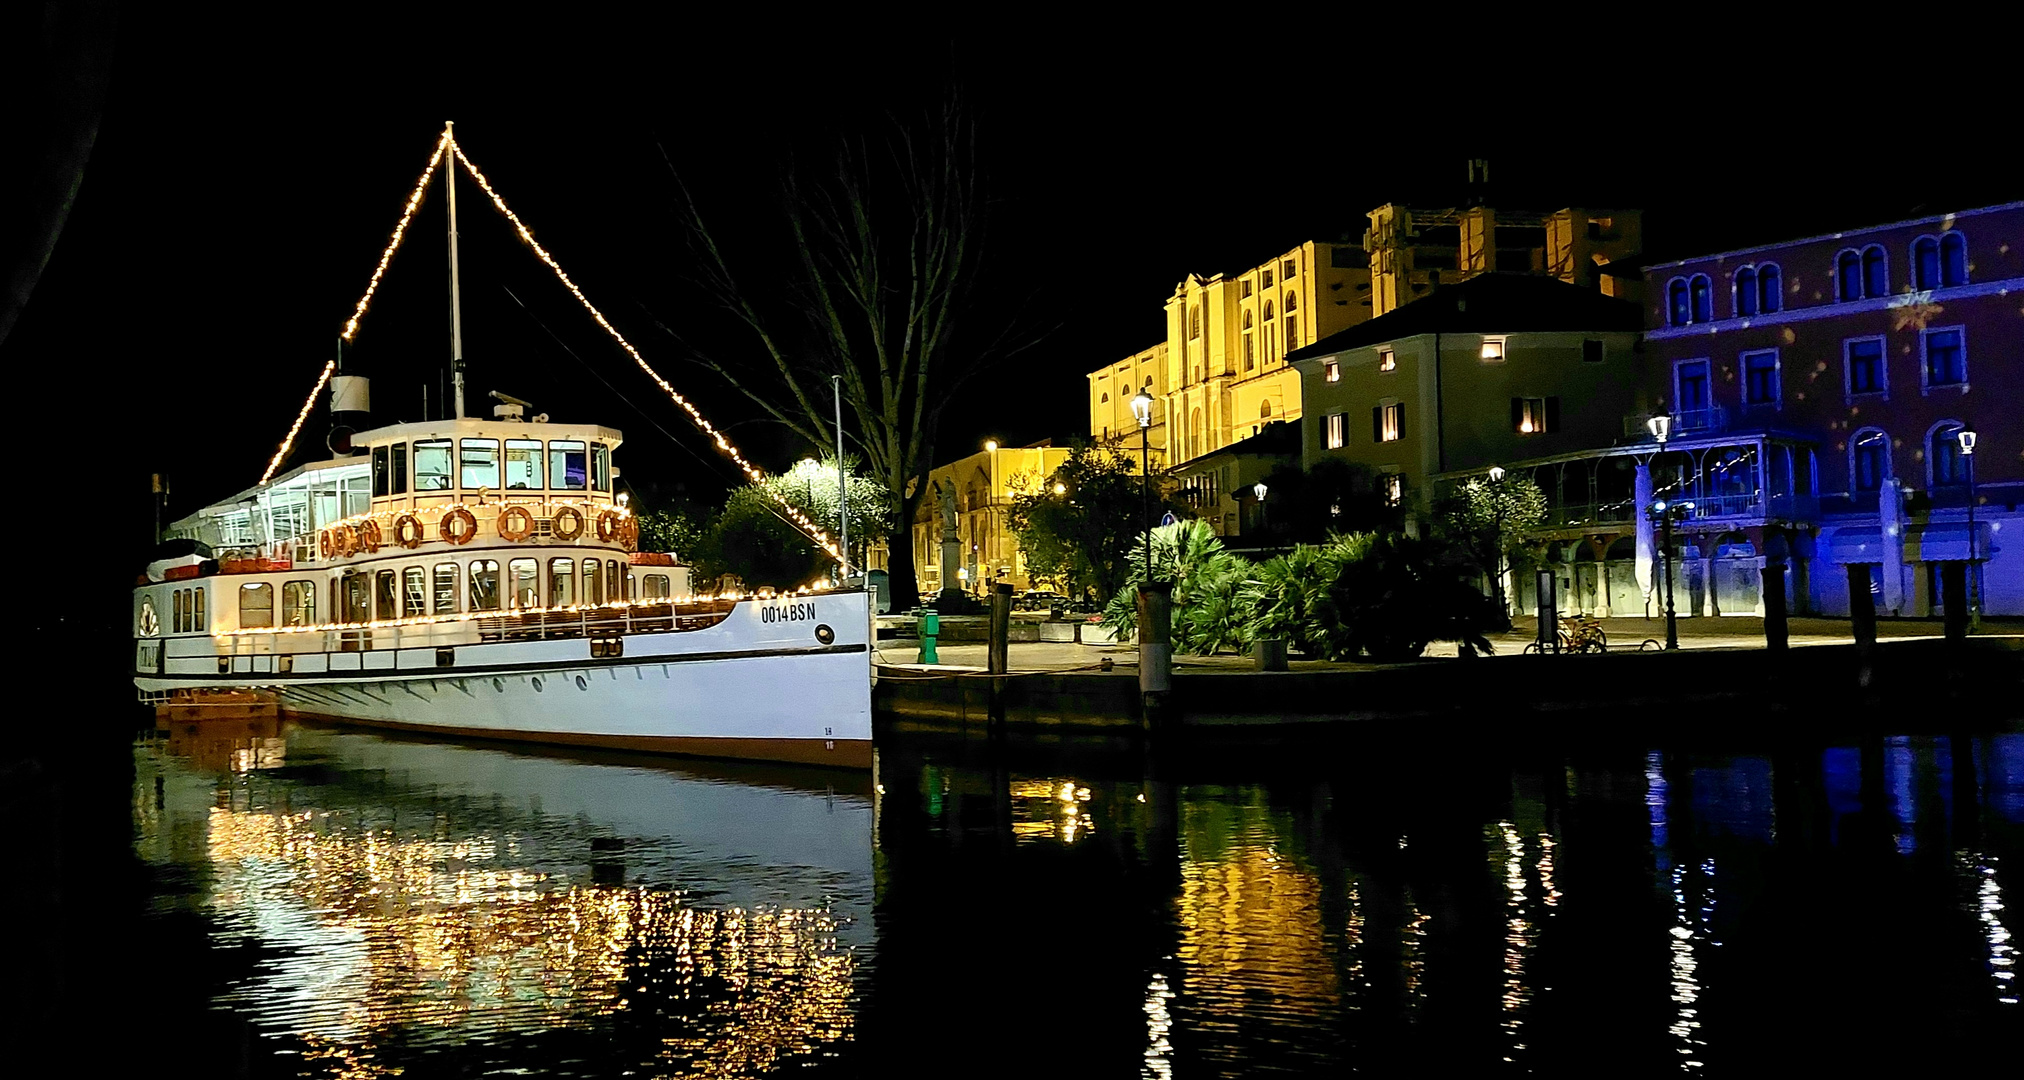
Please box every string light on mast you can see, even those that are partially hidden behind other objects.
[259,128,453,484]
[447,138,840,558]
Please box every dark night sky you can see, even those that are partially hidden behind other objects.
[8,11,2019,541]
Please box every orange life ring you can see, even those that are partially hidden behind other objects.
[595,510,621,543]
[552,506,585,541]
[332,525,356,558]
[619,516,639,551]
[441,507,478,545]
[498,505,535,541]
[355,519,383,553]
[393,513,424,549]
[320,529,334,560]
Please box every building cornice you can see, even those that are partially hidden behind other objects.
[1642,202,2024,272]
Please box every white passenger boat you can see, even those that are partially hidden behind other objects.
[131,127,873,769]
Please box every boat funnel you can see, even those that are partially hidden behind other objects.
[329,375,371,455]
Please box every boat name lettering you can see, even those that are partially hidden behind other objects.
[760,601,817,623]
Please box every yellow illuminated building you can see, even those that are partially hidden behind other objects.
[911,440,1073,596]
[1087,180,1641,464]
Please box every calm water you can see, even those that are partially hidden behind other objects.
[119,718,2020,1075]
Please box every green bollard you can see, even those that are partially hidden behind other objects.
[918,609,941,664]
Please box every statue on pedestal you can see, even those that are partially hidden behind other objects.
[936,479,965,606]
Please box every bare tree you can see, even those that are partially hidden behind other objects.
[663,100,1016,608]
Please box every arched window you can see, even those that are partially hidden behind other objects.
[1100,392,1109,403]
[1849,428,1890,493]
[1668,278,1691,326]
[1734,266,1758,317]
[1689,274,1713,322]
[1862,244,1888,297]
[1189,306,1202,339]
[1837,249,1862,301]
[1284,292,1297,312]
[1929,421,1968,486]
[1940,232,1968,286]
[1758,263,1782,313]
[1242,311,1253,329]
[1912,235,1940,290]
[1261,400,1274,418]
[1263,300,1275,320]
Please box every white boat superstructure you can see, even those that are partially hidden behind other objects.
[134,419,873,768]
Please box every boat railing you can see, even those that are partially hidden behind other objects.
[473,601,734,643]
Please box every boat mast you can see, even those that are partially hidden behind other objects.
[446,121,467,420]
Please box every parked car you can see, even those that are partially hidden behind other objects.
[1018,591,1068,612]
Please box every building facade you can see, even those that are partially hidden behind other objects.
[1086,192,1642,468]
[1449,201,2022,620]
[1290,274,1646,521]
[909,441,1073,597]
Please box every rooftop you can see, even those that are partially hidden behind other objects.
[1285,273,1644,362]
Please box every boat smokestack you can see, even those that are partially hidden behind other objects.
[329,375,371,455]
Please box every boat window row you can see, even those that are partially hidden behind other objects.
[171,587,206,633]
[373,439,612,497]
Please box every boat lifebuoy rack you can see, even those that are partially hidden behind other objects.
[331,525,356,558]
[393,513,424,549]
[355,518,383,553]
[498,506,535,542]
[552,506,585,541]
[595,510,622,543]
[320,529,334,560]
[440,507,478,545]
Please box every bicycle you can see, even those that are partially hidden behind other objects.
[1524,616,1609,655]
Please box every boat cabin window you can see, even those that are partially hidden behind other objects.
[460,439,500,491]
[415,440,453,491]
[609,559,625,601]
[505,439,543,490]
[642,573,671,600]
[432,563,459,614]
[371,444,410,498]
[239,583,274,629]
[508,558,539,609]
[172,587,206,633]
[375,570,399,621]
[342,473,372,518]
[282,580,316,626]
[549,558,576,606]
[549,440,587,490]
[390,442,408,494]
[591,443,612,492]
[341,571,371,623]
[402,567,426,614]
[583,559,603,605]
[372,446,390,497]
[468,559,501,611]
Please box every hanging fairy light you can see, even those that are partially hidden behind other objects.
[259,128,453,484]
[446,138,840,559]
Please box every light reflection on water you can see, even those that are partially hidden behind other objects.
[135,720,2023,1075]
[136,721,870,1076]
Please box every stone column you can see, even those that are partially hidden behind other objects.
[1596,560,1613,618]
[1633,462,1655,600]
[1879,478,1907,615]
[1700,535,1721,618]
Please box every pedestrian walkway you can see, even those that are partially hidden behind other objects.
[875,616,2021,674]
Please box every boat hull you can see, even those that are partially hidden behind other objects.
[137,591,875,770]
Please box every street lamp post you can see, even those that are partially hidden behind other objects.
[1485,466,1507,624]
[1253,481,1268,536]
[1648,498,1694,650]
[1132,391,1154,581]
[1959,426,1979,631]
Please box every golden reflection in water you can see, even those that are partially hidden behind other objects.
[1961,851,2018,1005]
[170,784,855,1076]
[1175,802,1342,1026]
[1494,821,1531,1055]
[1142,970,1175,1080]
[1008,778,1094,845]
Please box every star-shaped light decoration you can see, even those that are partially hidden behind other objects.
[1890,290,1945,332]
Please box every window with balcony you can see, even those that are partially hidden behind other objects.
[1922,327,1967,388]
[1326,412,1345,448]
[1675,359,1712,413]
[1742,350,1780,407]
[1850,428,1890,492]
[1845,337,1887,397]
[1374,402,1403,442]
[1929,421,1968,486]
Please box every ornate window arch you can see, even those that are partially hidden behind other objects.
[1284,292,1297,312]
[1940,232,1968,286]
[1667,277,1691,326]
[1927,420,1968,486]
[1757,263,1782,313]
[1861,244,1889,297]
[1689,274,1713,322]
[1836,249,1862,301]
[1263,300,1275,320]
[1734,266,1759,317]
[1912,235,1941,290]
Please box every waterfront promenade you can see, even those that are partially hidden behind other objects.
[878,615,2022,673]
